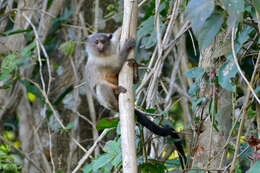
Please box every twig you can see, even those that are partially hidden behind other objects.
[231,28,260,104]
[0,135,44,173]
[23,14,46,94]
[188,29,197,56]
[48,127,55,173]
[23,14,52,95]
[23,77,87,153]
[71,128,111,173]
[229,26,260,172]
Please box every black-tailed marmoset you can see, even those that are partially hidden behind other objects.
[85,28,186,169]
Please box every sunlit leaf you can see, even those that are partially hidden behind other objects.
[96,118,119,130]
[27,92,36,102]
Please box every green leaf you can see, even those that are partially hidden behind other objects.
[188,83,198,96]
[248,159,260,173]
[1,54,17,72]
[139,160,166,173]
[59,41,76,56]
[165,158,180,169]
[0,71,10,81]
[111,153,122,167]
[103,141,121,155]
[52,9,74,23]
[253,0,260,14]
[221,0,244,22]
[65,122,74,130]
[199,13,224,49]
[2,29,32,36]
[20,80,45,104]
[82,162,94,173]
[96,118,119,130]
[21,42,36,57]
[255,86,260,94]
[192,97,206,110]
[137,16,165,49]
[237,25,254,49]
[104,11,114,19]
[217,61,237,91]
[184,67,205,79]
[185,0,215,35]
[93,154,113,171]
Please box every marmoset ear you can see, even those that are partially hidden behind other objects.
[107,34,112,39]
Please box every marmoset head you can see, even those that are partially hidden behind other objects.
[85,33,113,57]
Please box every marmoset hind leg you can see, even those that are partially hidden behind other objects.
[95,82,126,112]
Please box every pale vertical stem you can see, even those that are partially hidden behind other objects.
[119,0,138,172]
[94,0,99,32]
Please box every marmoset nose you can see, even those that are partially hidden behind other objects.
[97,43,104,52]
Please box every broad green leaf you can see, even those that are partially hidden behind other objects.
[217,61,237,91]
[96,118,119,130]
[93,153,113,171]
[111,153,122,167]
[137,16,165,49]
[248,159,260,173]
[237,25,254,49]
[221,0,244,21]
[199,13,224,49]
[185,0,215,35]
[82,162,94,173]
[184,67,205,79]
[188,83,198,96]
[103,141,121,155]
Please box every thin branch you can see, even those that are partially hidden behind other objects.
[71,128,111,173]
[48,127,55,173]
[23,77,87,153]
[229,26,260,172]
[23,14,52,95]
[231,28,260,104]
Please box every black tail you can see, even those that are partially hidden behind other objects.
[135,109,186,169]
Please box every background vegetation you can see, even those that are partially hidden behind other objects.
[0,0,259,172]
